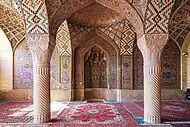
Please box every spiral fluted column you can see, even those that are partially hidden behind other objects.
[27,34,52,123]
[137,34,168,123]
[144,61,161,123]
[33,63,50,123]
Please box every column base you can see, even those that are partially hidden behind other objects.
[34,114,50,123]
[144,116,161,124]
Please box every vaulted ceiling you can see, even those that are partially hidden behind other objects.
[1,0,190,50]
[68,2,123,27]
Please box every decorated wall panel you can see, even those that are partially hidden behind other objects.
[122,55,133,89]
[61,56,71,89]
[133,45,143,89]
[74,35,118,91]
[14,40,33,89]
[51,20,72,90]
[84,46,107,88]
[161,38,181,89]
[133,39,181,89]
[50,48,59,89]
[14,20,72,90]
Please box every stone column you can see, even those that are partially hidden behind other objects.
[185,49,190,89]
[137,34,168,123]
[27,34,51,123]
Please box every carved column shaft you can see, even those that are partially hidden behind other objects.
[144,61,161,123]
[138,34,168,123]
[33,63,50,123]
[27,34,51,123]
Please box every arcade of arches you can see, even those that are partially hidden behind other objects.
[0,0,190,125]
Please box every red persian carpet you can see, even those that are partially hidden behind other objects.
[122,101,190,122]
[0,102,138,127]
[0,102,33,123]
[51,103,138,127]
[1,101,189,126]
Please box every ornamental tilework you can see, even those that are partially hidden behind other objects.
[68,22,94,40]
[0,4,25,49]
[50,48,59,89]
[61,56,71,89]
[133,39,181,89]
[145,0,174,33]
[14,20,72,89]
[97,20,136,55]
[130,0,145,16]
[57,21,72,55]
[122,55,132,89]
[169,0,190,48]
[170,0,183,16]
[68,19,136,56]
[11,0,23,16]
[51,20,72,89]
[21,0,49,33]
[14,40,33,89]
[47,0,143,37]
[161,38,181,89]
[84,46,108,88]
[133,45,143,89]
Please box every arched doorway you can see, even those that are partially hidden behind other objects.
[0,28,13,91]
[74,35,119,101]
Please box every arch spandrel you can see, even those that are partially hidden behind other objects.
[144,0,174,34]
[21,0,49,34]
[169,0,190,48]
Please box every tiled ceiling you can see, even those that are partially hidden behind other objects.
[68,2,123,27]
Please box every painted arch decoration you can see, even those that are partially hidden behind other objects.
[145,0,174,33]
[169,0,190,48]
[51,20,72,89]
[46,0,143,39]
[21,0,49,33]
[0,2,25,49]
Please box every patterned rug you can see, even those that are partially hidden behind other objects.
[122,101,190,122]
[0,102,33,123]
[0,102,138,127]
[0,101,189,126]
[52,103,138,127]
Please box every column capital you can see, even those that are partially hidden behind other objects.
[137,33,169,65]
[26,33,50,64]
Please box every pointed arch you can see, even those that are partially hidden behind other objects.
[0,29,13,91]
[169,0,190,48]
[0,3,26,50]
[47,0,143,42]
[74,35,119,100]
[50,20,72,101]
